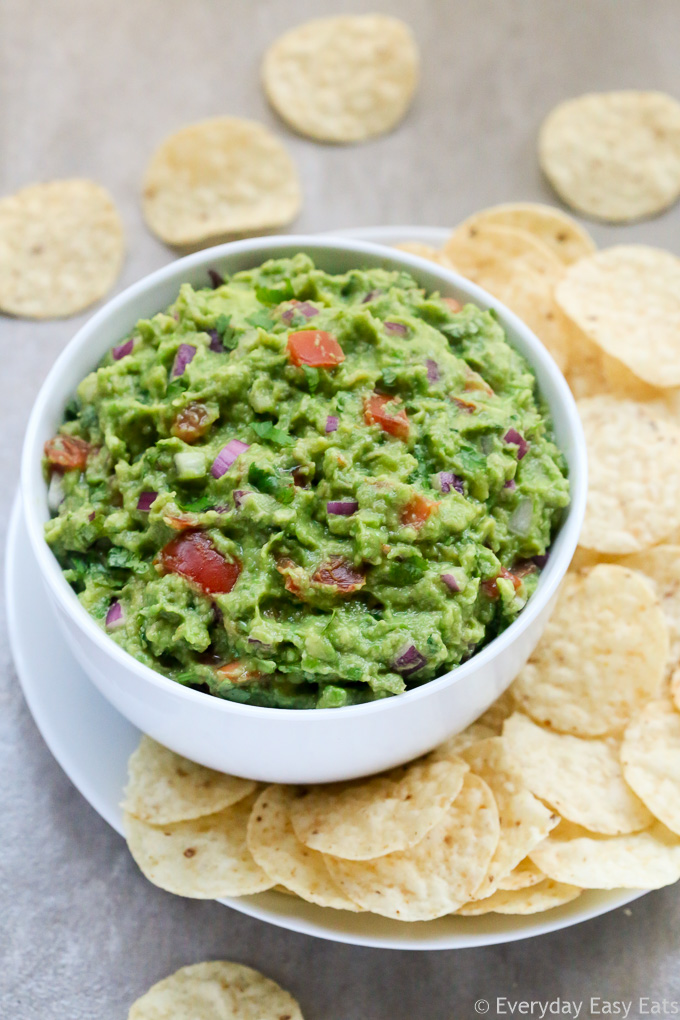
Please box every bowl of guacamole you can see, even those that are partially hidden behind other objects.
[22,236,586,782]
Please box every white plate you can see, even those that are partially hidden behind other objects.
[7,227,644,950]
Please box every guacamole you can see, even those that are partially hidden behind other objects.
[44,254,569,709]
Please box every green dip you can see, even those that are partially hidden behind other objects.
[44,254,569,709]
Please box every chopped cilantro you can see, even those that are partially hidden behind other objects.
[247,309,276,331]
[251,421,295,447]
[255,279,294,304]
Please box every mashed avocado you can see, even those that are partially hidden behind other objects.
[44,254,569,709]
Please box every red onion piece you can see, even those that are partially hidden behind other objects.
[211,440,250,479]
[362,289,382,303]
[208,269,224,289]
[327,500,358,516]
[325,415,339,433]
[438,472,464,495]
[208,329,224,353]
[105,600,124,630]
[392,643,427,676]
[88,511,95,522]
[137,491,157,511]
[503,479,516,491]
[441,573,460,592]
[232,490,247,508]
[508,498,533,537]
[112,338,134,360]
[504,428,529,460]
[533,553,549,569]
[426,359,440,382]
[172,344,196,377]
[384,321,408,336]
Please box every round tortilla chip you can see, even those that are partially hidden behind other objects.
[457,878,581,915]
[563,318,608,400]
[455,203,596,266]
[616,547,680,678]
[325,774,500,921]
[246,786,361,911]
[0,179,124,318]
[539,91,680,223]
[497,857,546,892]
[530,821,680,889]
[142,117,301,248]
[262,15,419,143]
[621,699,680,837]
[122,736,256,825]
[503,713,652,834]
[461,737,559,897]
[394,241,456,269]
[511,565,668,736]
[442,223,568,371]
[577,396,680,553]
[289,754,468,860]
[556,246,680,388]
[124,793,273,898]
[128,961,304,1020]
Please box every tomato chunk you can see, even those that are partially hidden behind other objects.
[401,493,440,529]
[481,566,524,600]
[363,393,410,441]
[216,661,259,684]
[44,435,90,470]
[312,556,365,593]
[287,330,345,368]
[171,402,212,443]
[157,531,240,594]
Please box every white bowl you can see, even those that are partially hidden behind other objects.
[21,235,587,784]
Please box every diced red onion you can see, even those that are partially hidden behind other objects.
[504,428,529,460]
[327,500,358,516]
[438,472,464,495]
[426,359,440,382]
[208,329,224,352]
[533,553,549,569]
[112,338,134,360]
[362,289,382,303]
[503,479,516,491]
[392,643,427,676]
[211,440,250,479]
[211,504,230,513]
[441,573,460,592]
[325,415,339,433]
[384,321,408,336]
[232,490,247,508]
[172,344,196,377]
[88,511,95,522]
[508,498,533,537]
[137,491,157,511]
[47,473,65,512]
[281,302,318,323]
[105,600,124,630]
[248,637,273,653]
[208,269,224,289]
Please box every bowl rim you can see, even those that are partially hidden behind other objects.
[20,233,587,721]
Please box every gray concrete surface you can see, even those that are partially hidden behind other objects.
[2,1,680,1017]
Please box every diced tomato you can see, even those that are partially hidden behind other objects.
[287,330,345,368]
[171,402,212,443]
[453,397,476,413]
[400,493,440,529]
[275,557,306,598]
[363,393,410,441]
[157,530,240,594]
[312,556,365,593]
[481,566,524,600]
[442,296,462,313]
[216,661,259,684]
[463,368,494,395]
[163,515,196,532]
[44,435,90,471]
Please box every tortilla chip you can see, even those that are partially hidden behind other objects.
[262,15,419,143]
[124,793,273,898]
[621,699,680,836]
[563,319,608,400]
[461,737,559,897]
[441,223,568,371]
[530,821,680,889]
[497,857,546,891]
[128,961,304,1020]
[577,396,680,552]
[247,785,362,910]
[556,247,680,388]
[121,736,256,825]
[324,774,500,921]
[539,91,680,222]
[0,179,124,318]
[455,203,596,266]
[511,565,668,736]
[142,117,301,248]
[457,878,581,915]
[289,754,468,860]
[503,713,652,834]
[615,547,680,679]
[394,241,456,269]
